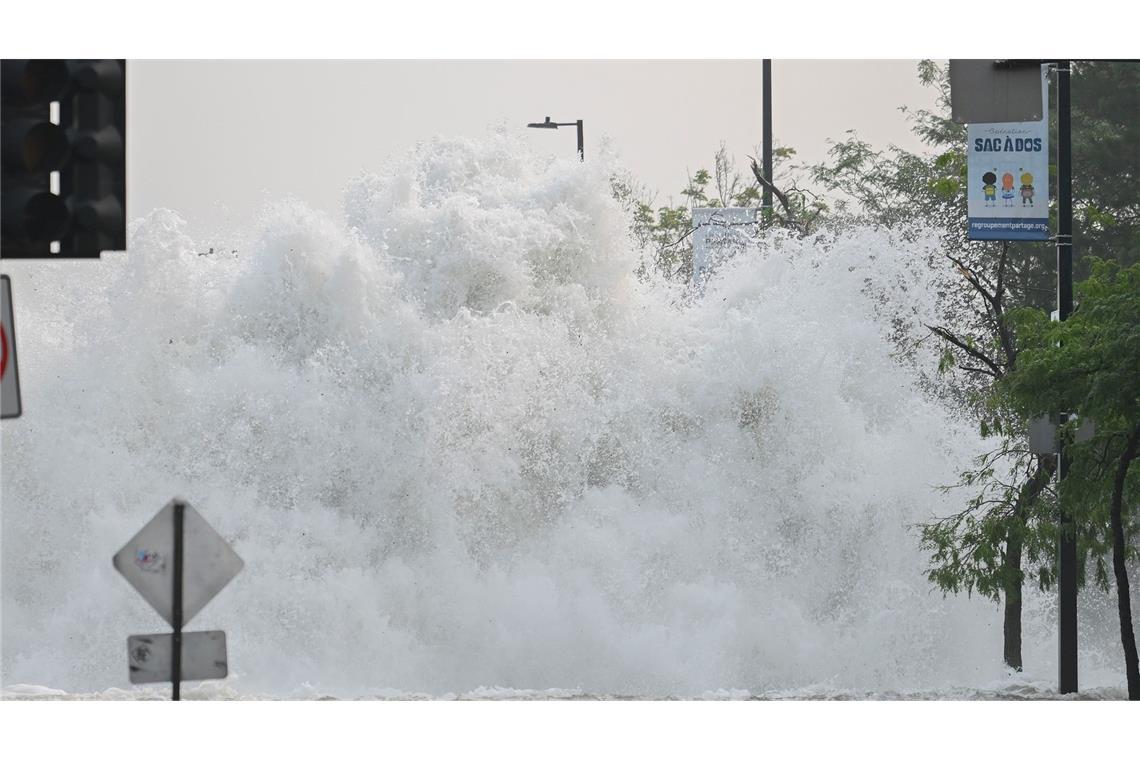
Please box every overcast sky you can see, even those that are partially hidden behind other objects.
[128,60,941,237]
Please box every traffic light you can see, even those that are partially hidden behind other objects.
[2,59,125,258]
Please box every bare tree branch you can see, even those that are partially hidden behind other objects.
[959,364,1000,379]
[926,323,1005,378]
[748,157,817,236]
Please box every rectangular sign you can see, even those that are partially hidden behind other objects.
[950,60,1044,124]
[128,630,228,684]
[691,207,757,284]
[1028,414,1055,454]
[967,65,1050,241]
[1,275,21,419]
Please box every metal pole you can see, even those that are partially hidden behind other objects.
[762,59,773,216]
[1056,59,1077,695]
[576,120,584,162]
[172,500,184,701]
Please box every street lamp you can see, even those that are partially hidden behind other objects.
[526,116,584,161]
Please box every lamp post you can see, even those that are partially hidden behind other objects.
[1055,59,1077,695]
[526,116,584,161]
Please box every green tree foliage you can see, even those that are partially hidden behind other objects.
[811,60,1140,304]
[1000,260,1140,698]
[809,61,1055,311]
[913,237,1059,671]
[610,58,1138,676]
[806,59,1139,671]
[1070,63,1140,273]
[805,62,1058,668]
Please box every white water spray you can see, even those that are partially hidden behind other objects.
[1,132,1130,697]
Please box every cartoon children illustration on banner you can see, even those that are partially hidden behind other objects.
[982,171,997,207]
[1020,171,1035,206]
[1001,172,1015,207]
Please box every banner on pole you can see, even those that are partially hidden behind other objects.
[966,65,1050,241]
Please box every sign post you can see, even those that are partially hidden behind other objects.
[1,275,21,419]
[114,498,243,699]
[172,501,184,700]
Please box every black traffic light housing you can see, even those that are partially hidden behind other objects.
[2,59,126,258]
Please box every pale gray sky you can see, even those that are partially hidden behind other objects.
[128,60,940,236]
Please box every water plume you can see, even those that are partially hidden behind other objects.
[2,132,1130,697]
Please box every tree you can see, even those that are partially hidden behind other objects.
[1069,63,1140,273]
[748,158,824,237]
[809,61,1060,670]
[809,59,1140,672]
[912,237,1059,672]
[1001,259,1140,699]
[610,172,692,279]
[610,61,1138,672]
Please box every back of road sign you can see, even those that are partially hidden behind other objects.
[950,60,1044,124]
[1029,414,1055,455]
[1,276,21,419]
[113,500,244,627]
[128,630,228,684]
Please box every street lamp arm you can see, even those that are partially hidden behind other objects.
[526,116,584,161]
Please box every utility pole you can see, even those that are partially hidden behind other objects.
[1055,59,1077,695]
[762,59,773,216]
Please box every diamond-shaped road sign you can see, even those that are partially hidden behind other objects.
[128,631,228,684]
[1,275,21,420]
[114,499,243,627]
